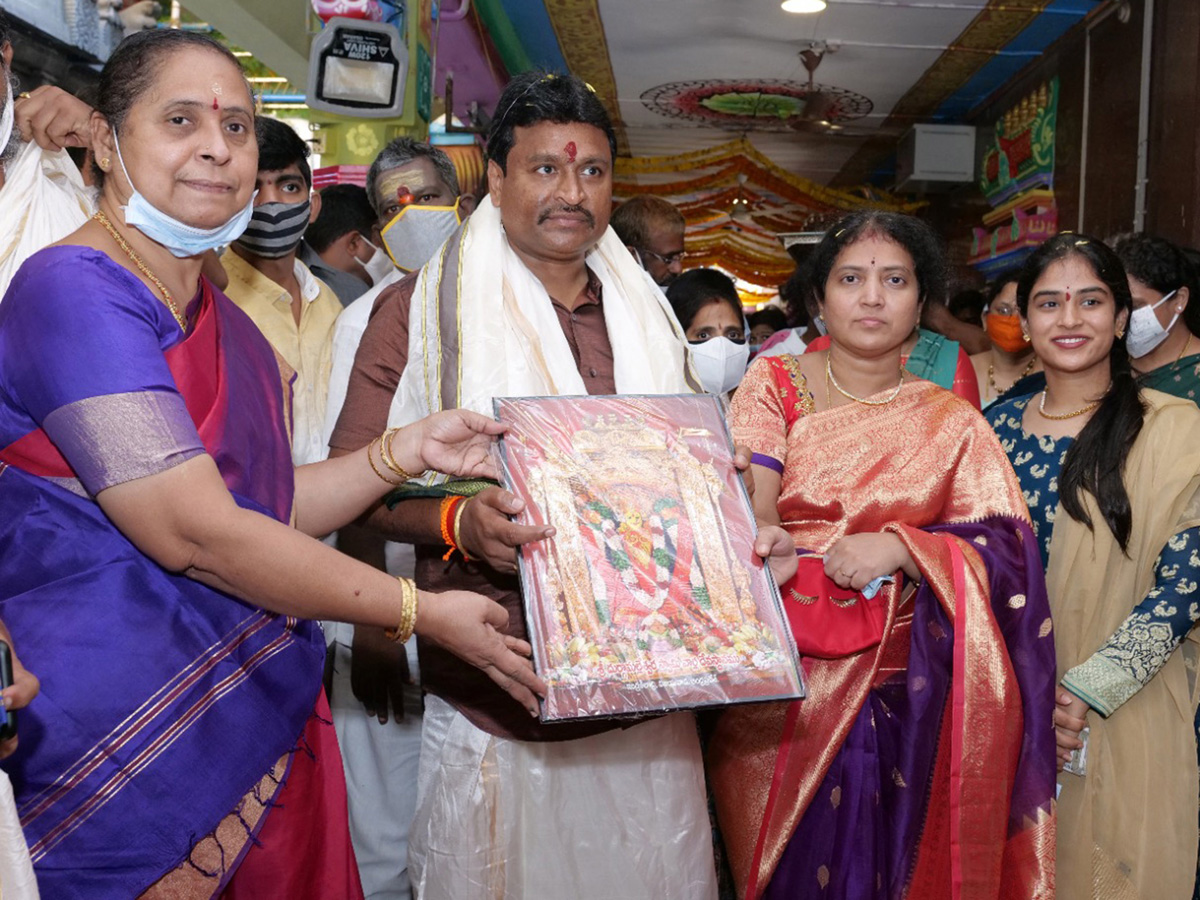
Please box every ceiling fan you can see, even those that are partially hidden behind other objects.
[789,43,900,138]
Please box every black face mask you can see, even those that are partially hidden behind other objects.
[234,198,311,259]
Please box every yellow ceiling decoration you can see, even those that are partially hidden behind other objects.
[614,138,921,291]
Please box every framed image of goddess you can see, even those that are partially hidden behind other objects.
[494,394,804,721]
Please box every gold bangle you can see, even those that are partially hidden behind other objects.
[384,577,419,643]
[453,498,470,560]
[380,426,424,482]
[367,436,403,486]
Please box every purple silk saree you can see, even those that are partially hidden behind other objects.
[0,248,326,898]
[760,518,1056,900]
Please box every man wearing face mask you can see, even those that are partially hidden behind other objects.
[611,194,687,288]
[319,136,476,900]
[220,116,340,467]
[300,183,382,306]
[0,10,94,298]
[667,268,751,395]
[323,137,475,444]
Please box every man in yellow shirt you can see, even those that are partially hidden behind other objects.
[221,116,341,466]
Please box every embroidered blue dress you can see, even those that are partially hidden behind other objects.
[988,395,1200,716]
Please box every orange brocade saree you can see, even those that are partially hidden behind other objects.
[709,358,1056,900]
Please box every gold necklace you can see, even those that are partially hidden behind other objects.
[988,353,1037,396]
[92,210,188,331]
[1038,389,1102,420]
[825,355,904,406]
[1176,334,1194,364]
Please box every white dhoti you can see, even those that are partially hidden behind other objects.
[329,633,423,899]
[408,696,717,900]
[327,542,424,899]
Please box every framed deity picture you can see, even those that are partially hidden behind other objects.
[494,394,805,722]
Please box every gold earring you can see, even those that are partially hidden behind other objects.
[100,157,111,169]
[1022,332,1030,341]
[1116,327,1126,339]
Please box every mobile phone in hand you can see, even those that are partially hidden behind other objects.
[1063,725,1089,777]
[0,640,16,742]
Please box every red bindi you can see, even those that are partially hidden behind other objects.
[565,141,577,162]
[1065,289,1071,302]
[212,97,219,110]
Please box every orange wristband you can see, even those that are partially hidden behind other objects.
[440,495,467,560]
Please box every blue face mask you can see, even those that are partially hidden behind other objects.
[113,131,256,258]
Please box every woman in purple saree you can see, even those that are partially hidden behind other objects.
[0,30,542,899]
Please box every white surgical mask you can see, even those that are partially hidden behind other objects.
[1126,288,1181,358]
[357,238,395,285]
[114,130,257,258]
[689,336,750,395]
[380,200,464,272]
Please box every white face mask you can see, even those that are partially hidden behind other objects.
[357,238,395,285]
[689,336,750,395]
[114,130,256,258]
[1126,288,1181,358]
[380,200,464,273]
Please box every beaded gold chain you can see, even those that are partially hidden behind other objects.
[92,210,188,331]
[987,353,1037,396]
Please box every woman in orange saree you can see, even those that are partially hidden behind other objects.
[708,211,1057,899]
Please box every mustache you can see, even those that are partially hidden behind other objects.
[537,204,595,228]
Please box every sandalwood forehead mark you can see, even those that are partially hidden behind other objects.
[565,141,577,162]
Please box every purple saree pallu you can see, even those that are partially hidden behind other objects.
[764,517,1057,899]
[0,248,325,898]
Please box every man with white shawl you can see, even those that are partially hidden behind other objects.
[329,72,720,899]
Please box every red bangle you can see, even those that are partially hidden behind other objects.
[440,495,467,561]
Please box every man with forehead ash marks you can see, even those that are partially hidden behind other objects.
[329,71,735,900]
[319,134,475,899]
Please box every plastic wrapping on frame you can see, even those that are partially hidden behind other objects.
[494,394,805,722]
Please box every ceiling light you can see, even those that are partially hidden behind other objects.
[782,0,827,13]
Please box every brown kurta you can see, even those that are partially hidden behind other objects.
[331,268,627,741]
